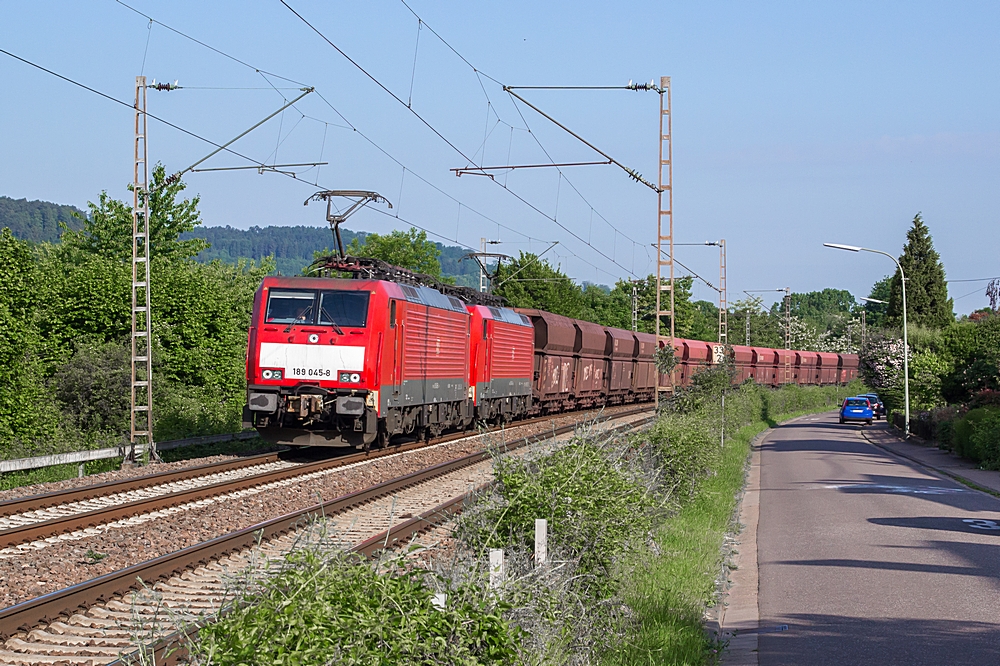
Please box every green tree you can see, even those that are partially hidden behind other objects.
[493,252,584,318]
[864,275,892,329]
[887,214,954,329]
[62,163,208,261]
[0,230,57,451]
[343,228,444,279]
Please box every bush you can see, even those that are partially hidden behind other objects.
[460,435,655,596]
[153,383,243,441]
[952,407,1000,462]
[969,410,1000,469]
[192,549,519,666]
[53,338,130,434]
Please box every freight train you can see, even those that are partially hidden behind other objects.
[243,261,858,448]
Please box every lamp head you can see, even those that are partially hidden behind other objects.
[824,242,862,252]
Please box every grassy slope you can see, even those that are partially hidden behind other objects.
[607,407,837,666]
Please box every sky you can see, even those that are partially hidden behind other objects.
[1,1,997,312]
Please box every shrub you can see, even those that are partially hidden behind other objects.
[952,407,1000,462]
[53,338,130,434]
[191,549,519,666]
[460,435,655,596]
[969,410,1000,470]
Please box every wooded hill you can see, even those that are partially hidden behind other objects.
[0,196,84,242]
[0,195,481,286]
[186,225,481,286]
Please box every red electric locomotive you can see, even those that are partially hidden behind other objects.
[467,305,534,422]
[244,275,474,447]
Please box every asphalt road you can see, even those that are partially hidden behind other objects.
[757,412,1000,665]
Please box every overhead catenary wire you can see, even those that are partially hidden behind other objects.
[651,244,720,292]
[37,3,624,284]
[396,0,653,270]
[279,0,646,279]
[115,0,309,87]
[949,276,1000,283]
[115,0,631,282]
[110,2,559,251]
[0,47,291,176]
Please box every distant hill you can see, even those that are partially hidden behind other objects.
[186,225,481,287]
[0,196,84,242]
[1,194,480,286]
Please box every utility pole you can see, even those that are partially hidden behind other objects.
[654,76,674,403]
[629,279,645,331]
[632,282,639,332]
[129,75,156,464]
[741,291,764,347]
[480,238,489,293]
[784,286,792,384]
[718,239,727,344]
[861,309,866,350]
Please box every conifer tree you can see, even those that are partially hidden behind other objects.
[887,213,953,329]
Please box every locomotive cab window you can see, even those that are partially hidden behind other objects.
[265,289,370,328]
[319,291,369,328]
[265,290,315,324]
[389,300,397,328]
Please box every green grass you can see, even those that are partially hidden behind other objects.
[604,405,843,666]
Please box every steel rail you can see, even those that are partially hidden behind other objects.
[137,486,492,666]
[118,411,655,666]
[0,407,653,646]
[0,404,650,548]
[0,451,283,518]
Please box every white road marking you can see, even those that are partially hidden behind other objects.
[823,483,968,495]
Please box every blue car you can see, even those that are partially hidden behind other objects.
[840,397,873,425]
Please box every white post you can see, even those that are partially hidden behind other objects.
[78,463,85,478]
[534,519,548,567]
[489,548,505,588]
[721,392,725,448]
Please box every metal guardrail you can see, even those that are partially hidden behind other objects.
[0,431,260,475]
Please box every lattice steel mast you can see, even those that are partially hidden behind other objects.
[130,76,155,463]
[718,239,727,344]
[655,76,674,403]
[784,286,792,384]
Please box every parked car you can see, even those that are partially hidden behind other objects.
[840,397,873,425]
[861,393,885,419]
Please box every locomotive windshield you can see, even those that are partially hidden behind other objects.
[265,289,369,328]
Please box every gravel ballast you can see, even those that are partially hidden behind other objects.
[0,408,650,609]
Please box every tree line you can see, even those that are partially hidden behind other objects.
[0,167,269,459]
[3,173,994,465]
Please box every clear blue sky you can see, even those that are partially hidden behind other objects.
[1,1,997,312]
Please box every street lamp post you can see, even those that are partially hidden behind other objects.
[825,243,909,438]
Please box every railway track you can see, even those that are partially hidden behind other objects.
[0,408,653,665]
[0,404,647,554]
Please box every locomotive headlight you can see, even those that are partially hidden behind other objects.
[339,372,351,382]
[272,370,282,379]
[350,373,361,383]
[339,372,361,383]
[262,369,273,379]
[262,369,282,380]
